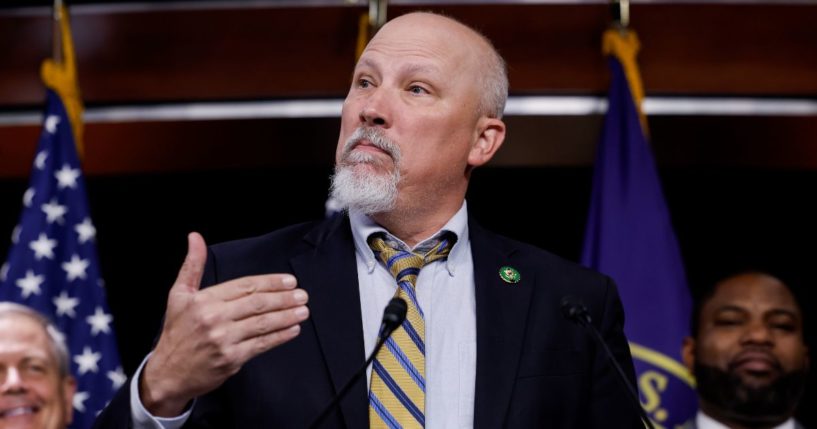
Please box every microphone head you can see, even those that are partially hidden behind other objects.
[560,295,591,324]
[382,297,408,329]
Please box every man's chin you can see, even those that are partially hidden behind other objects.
[337,199,396,216]
[694,362,806,425]
[329,166,398,215]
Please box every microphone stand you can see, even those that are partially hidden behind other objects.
[561,297,656,429]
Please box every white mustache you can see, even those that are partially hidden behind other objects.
[342,127,401,164]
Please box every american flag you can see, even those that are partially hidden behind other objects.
[0,89,123,429]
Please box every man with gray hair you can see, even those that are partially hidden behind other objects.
[0,303,76,429]
[96,11,641,428]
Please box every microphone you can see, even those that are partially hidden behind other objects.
[308,297,407,429]
[560,296,656,429]
[380,298,408,334]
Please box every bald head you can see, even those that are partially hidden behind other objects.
[334,10,508,236]
[368,12,508,119]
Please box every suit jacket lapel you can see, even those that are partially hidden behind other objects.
[470,220,535,429]
[290,215,368,429]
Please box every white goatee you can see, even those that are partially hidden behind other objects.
[330,127,401,215]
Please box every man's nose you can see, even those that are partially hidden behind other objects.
[359,89,391,128]
[740,321,774,346]
[1,367,26,393]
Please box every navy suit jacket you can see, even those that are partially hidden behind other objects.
[95,214,642,428]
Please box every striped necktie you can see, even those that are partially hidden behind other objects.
[367,233,455,429]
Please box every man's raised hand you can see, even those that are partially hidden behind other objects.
[139,232,309,417]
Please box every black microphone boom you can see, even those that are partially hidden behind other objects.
[560,296,656,429]
[307,297,407,429]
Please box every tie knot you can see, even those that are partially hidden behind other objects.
[368,233,455,286]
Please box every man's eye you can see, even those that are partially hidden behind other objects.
[24,363,47,376]
[408,85,428,95]
[770,323,796,332]
[358,79,372,88]
[714,318,742,327]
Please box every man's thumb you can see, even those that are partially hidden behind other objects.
[173,232,207,293]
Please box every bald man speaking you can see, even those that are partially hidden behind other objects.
[95,12,642,429]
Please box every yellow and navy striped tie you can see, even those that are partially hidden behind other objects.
[367,233,454,429]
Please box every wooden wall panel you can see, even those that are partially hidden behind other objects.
[1,4,815,106]
[0,118,340,177]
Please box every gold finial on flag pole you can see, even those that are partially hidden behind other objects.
[605,0,649,134]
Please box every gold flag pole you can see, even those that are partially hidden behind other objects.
[605,0,649,134]
[52,0,63,63]
[42,0,84,157]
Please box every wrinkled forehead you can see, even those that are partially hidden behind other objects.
[0,313,55,361]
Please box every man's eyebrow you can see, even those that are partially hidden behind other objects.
[714,305,747,314]
[354,57,379,72]
[714,305,802,322]
[22,351,52,362]
[355,59,440,76]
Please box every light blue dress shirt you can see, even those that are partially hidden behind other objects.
[351,202,476,429]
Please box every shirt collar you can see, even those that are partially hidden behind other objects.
[349,200,469,276]
[696,410,795,429]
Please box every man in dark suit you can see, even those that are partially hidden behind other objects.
[95,11,642,428]
[682,272,810,429]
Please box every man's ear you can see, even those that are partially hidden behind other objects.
[468,117,505,168]
[62,376,77,424]
[682,336,696,373]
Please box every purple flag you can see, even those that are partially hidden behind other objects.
[581,31,697,426]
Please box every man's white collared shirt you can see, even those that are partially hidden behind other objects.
[696,410,796,429]
[350,201,476,429]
